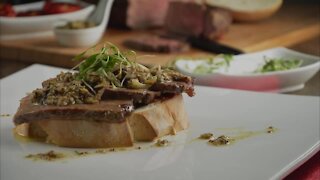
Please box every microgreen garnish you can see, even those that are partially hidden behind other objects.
[32,43,194,106]
[222,54,233,66]
[72,43,139,88]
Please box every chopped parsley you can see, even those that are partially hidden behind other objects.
[255,57,302,73]
[191,54,234,75]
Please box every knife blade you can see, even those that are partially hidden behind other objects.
[187,36,243,55]
[157,31,243,55]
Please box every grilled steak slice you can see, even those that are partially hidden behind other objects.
[123,35,189,53]
[150,81,195,97]
[101,87,161,105]
[164,70,194,84]
[13,95,134,125]
[165,1,232,40]
[150,70,195,96]
[165,2,205,37]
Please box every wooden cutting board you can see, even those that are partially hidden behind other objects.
[0,3,319,67]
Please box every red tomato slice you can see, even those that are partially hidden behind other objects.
[43,0,81,15]
[0,3,16,17]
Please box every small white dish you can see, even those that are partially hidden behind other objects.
[54,25,105,47]
[54,0,114,47]
[175,47,320,93]
[0,1,95,41]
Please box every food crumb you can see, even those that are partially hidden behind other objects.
[267,126,275,134]
[136,146,142,150]
[208,135,232,146]
[95,149,108,154]
[25,150,64,161]
[0,114,11,117]
[199,133,214,139]
[156,139,169,147]
[74,151,89,156]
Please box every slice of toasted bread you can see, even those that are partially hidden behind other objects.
[205,0,283,22]
[14,95,189,148]
[128,94,189,141]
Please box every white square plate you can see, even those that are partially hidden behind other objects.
[1,64,319,180]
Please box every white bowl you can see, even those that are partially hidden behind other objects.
[54,0,114,47]
[54,25,104,47]
[175,47,320,93]
[0,1,95,40]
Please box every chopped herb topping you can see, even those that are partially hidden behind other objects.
[208,135,233,146]
[0,114,10,117]
[267,126,275,134]
[31,43,192,106]
[181,55,302,75]
[74,151,89,156]
[199,133,214,139]
[156,139,169,147]
[255,57,302,73]
[32,72,101,106]
[182,54,233,75]
[25,150,64,161]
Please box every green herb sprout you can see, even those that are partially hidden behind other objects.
[72,43,138,88]
[255,57,302,73]
[192,54,234,75]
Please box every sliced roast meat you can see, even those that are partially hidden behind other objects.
[165,1,232,40]
[163,70,194,84]
[13,95,134,125]
[123,35,190,53]
[126,0,170,29]
[101,87,161,105]
[150,81,195,97]
[165,2,205,37]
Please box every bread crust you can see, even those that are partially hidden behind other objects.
[231,3,282,22]
[128,94,189,141]
[14,95,189,148]
[205,0,283,22]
